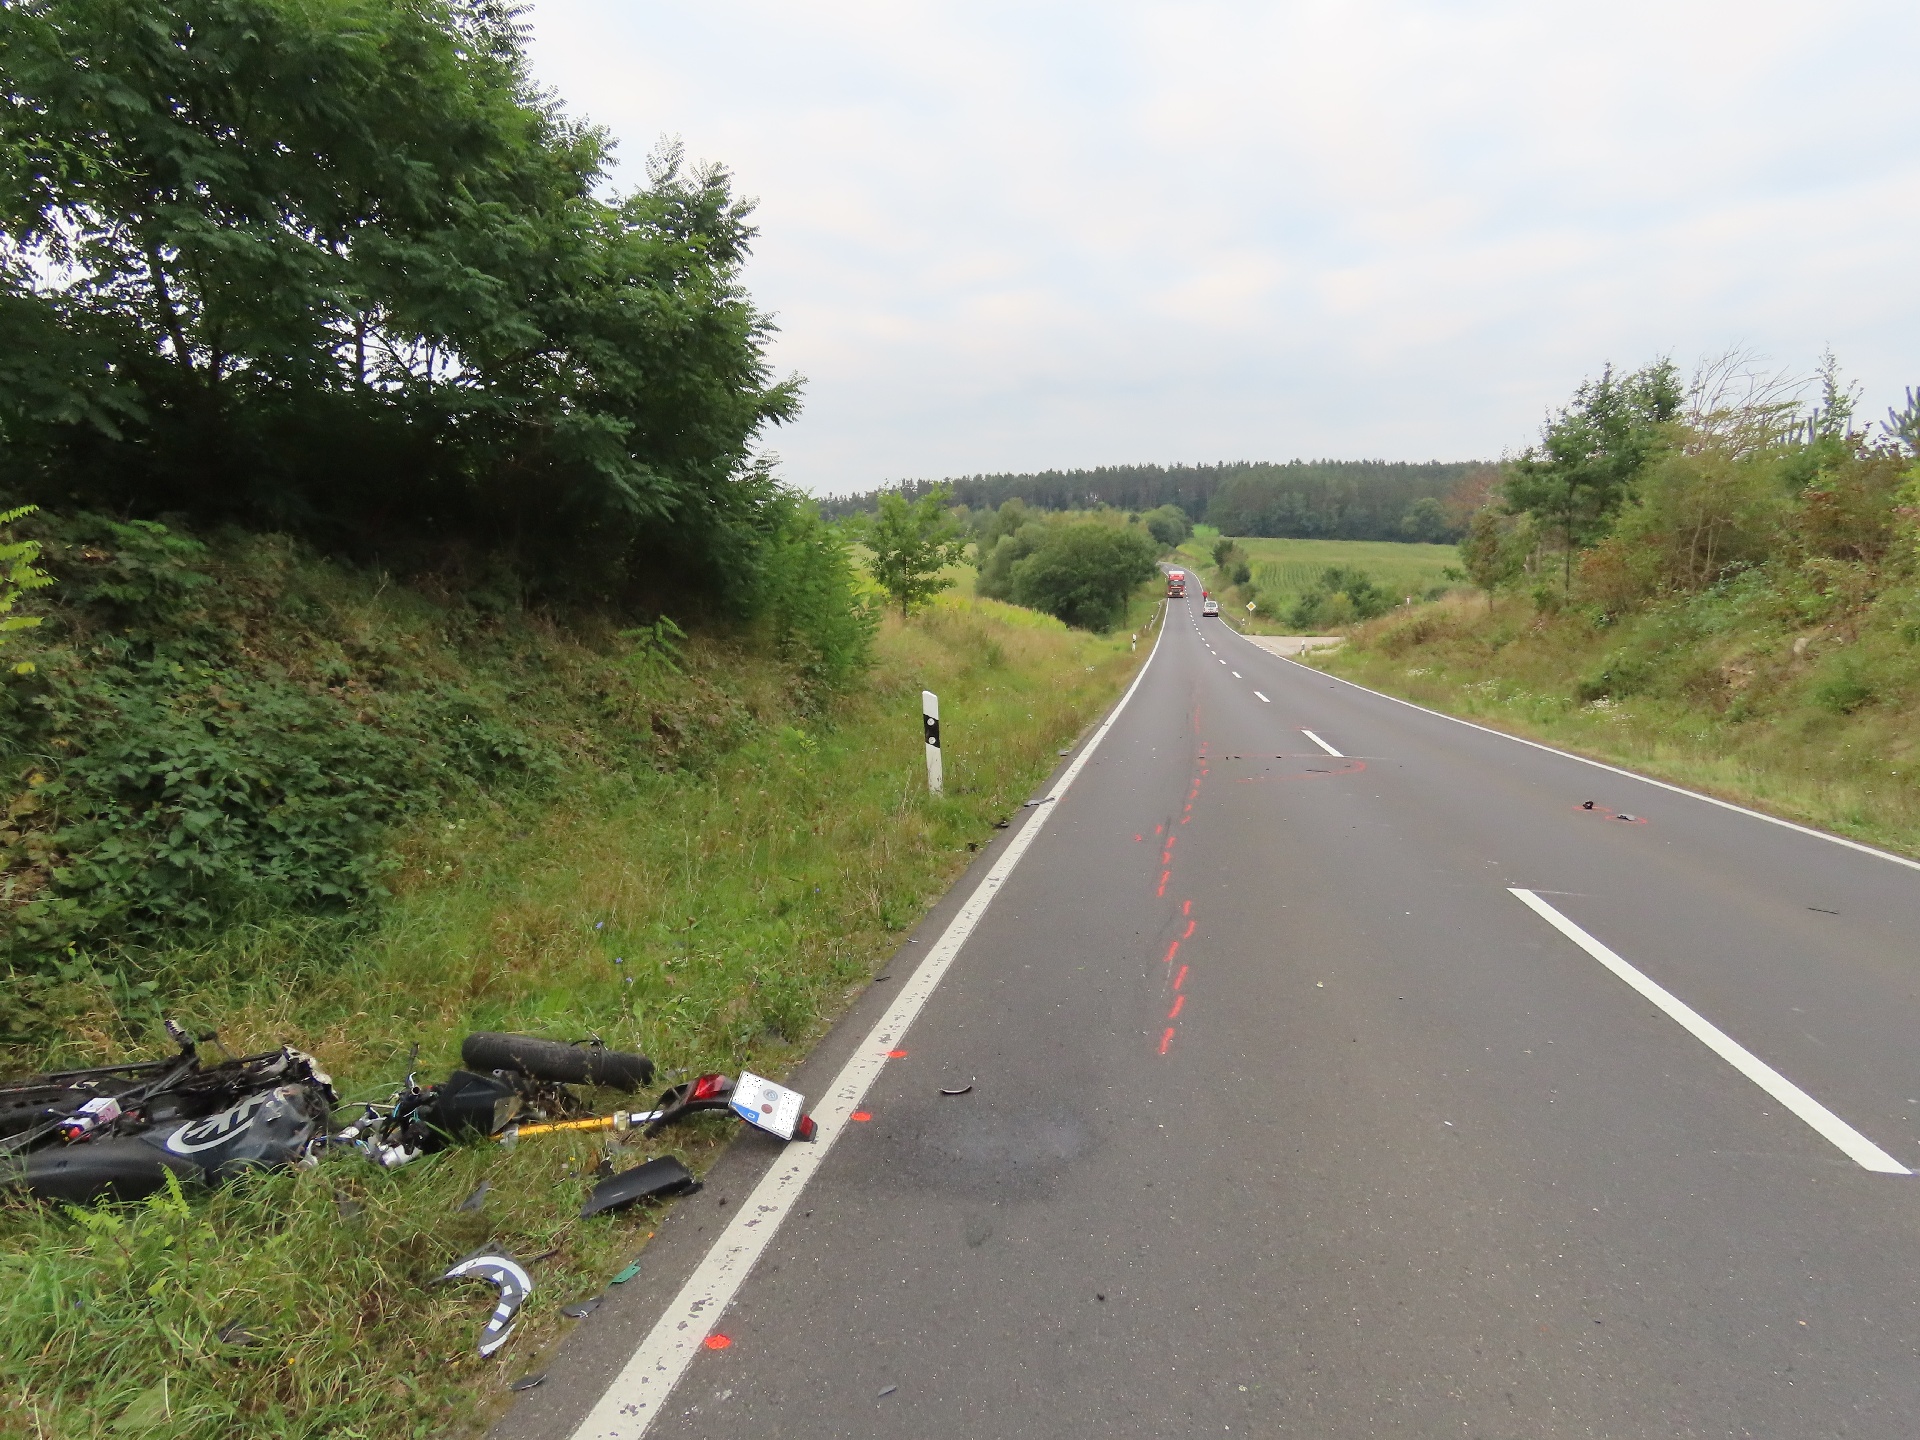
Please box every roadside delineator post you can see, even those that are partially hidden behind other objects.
[922,690,942,795]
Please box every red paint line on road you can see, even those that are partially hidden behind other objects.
[1181,920,1195,939]
[1157,870,1170,896]
[1159,1028,1176,1055]
[850,1111,872,1122]
[1164,940,1180,965]
[1173,964,1188,989]
[1181,899,1192,916]
[886,1049,908,1059]
[1168,994,1185,1019]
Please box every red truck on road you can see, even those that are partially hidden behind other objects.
[1166,569,1187,599]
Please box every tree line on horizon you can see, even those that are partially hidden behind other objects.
[823,459,1490,544]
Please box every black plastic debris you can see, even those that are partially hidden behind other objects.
[878,1385,898,1398]
[580,1156,698,1218]
[560,1296,603,1319]
[508,1371,547,1392]
[439,1250,533,1357]
[939,1084,973,1096]
[216,1322,263,1347]
[1582,800,1596,809]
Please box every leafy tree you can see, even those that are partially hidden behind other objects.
[1142,504,1191,548]
[1459,507,1531,607]
[0,0,801,609]
[865,486,966,615]
[1504,360,1682,592]
[1398,496,1453,543]
[1008,523,1158,631]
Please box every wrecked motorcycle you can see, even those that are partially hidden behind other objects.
[0,1021,337,1204]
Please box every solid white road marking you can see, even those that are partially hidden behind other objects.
[1254,692,1270,703]
[1509,889,1911,1176]
[1223,630,1920,876]
[1301,729,1342,757]
[566,610,1171,1439]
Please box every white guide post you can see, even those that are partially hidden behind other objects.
[922,690,943,795]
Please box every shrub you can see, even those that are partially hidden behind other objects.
[1008,524,1159,631]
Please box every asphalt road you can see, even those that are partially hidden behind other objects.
[499,597,1920,1439]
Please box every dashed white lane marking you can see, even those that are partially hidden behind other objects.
[565,611,1171,1439]
[1301,729,1342,757]
[1254,692,1270,703]
[1509,889,1912,1176]
[1231,671,1241,679]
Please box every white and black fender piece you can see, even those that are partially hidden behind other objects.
[440,1249,534,1357]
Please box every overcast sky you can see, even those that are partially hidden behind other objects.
[526,1,1920,496]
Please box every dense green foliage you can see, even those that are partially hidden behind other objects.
[860,485,967,616]
[972,501,1160,630]
[828,459,1485,542]
[1286,566,1394,630]
[0,0,802,608]
[0,506,868,999]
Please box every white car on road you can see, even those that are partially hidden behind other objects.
[1201,597,1220,617]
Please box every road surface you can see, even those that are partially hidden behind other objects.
[498,596,1920,1439]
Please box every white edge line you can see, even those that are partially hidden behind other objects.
[1300,728,1342,757]
[1508,888,1911,1176]
[1224,627,1920,875]
[568,603,1171,1440]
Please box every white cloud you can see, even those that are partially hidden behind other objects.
[526,0,1920,492]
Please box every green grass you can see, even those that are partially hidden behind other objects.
[0,591,1153,1439]
[1318,589,1920,860]
[1171,536,1460,635]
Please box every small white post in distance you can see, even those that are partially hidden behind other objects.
[922,690,942,795]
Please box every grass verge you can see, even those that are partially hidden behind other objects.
[0,591,1153,1440]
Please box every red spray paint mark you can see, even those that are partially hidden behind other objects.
[1154,824,1164,835]
[1180,817,1191,824]
[1159,1028,1176,1055]
[705,1334,732,1350]
[1164,940,1180,965]
[887,1049,908,1059]
[851,1111,872,1122]
[1181,920,1195,939]
[1168,995,1185,1019]
[1157,870,1170,896]
[1181,900,1192,917]
[1133,833,1142,842]
[1173,964,1188,989]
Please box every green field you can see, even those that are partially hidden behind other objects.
[1177,536,1461,611]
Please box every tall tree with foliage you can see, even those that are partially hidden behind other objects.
[1504,360,1682,592]
[865,485,966,616]
[0,0,800,607]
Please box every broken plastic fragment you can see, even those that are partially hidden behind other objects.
[438,1250,533,1357]
[561,1296,603,1319]
[455,1181,489,1213]
[580,1156,698,1218]
[611,1261,642,1284]
[508,1372,547,1392]
[939,1083,973,1096]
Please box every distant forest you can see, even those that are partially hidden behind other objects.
[825,460,1490,542]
